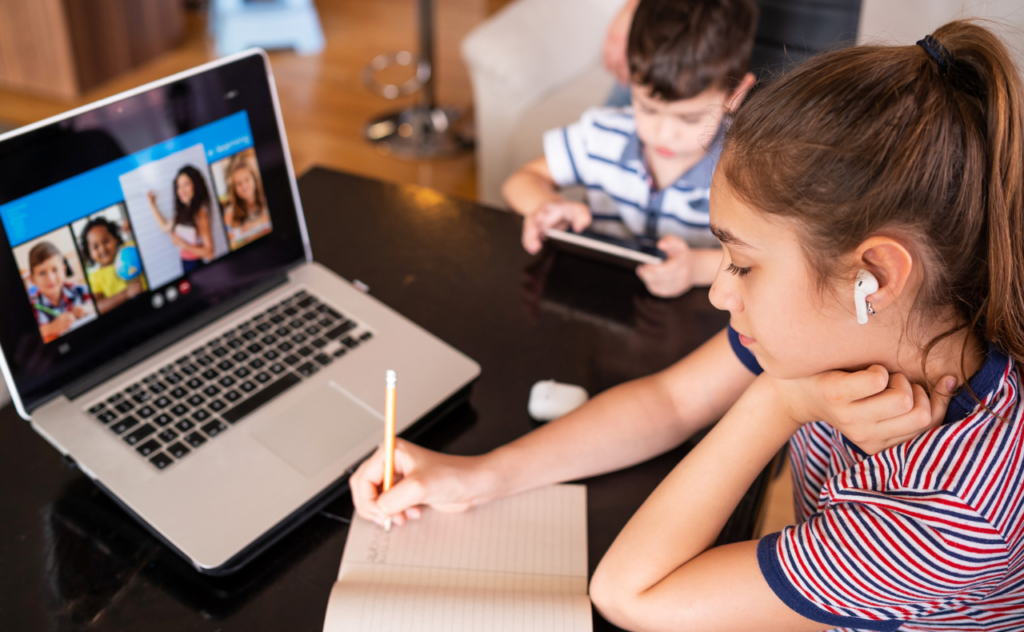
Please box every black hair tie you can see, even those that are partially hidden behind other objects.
[917,35,951,74]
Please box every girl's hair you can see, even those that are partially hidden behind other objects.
[722,19,1024,378]
[28,241,63,273]
[79,217,123,266]
[227,156,266,226]
[173,165,211,227]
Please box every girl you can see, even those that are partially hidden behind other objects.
[27,241,95,342]
[352,19,1024,630]
[80,217,146,314]
[147,165,215,273]
[222,154,271,250]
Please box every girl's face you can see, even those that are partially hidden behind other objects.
[31,255,66,298]
[631,84,730,161]
[176,173,195,206]
[86,225,118,266]
[707,172,879,379]
[232,168,256,205]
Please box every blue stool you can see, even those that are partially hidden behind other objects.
[209,0,325,57]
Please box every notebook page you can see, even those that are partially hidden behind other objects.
[323,485,591,632]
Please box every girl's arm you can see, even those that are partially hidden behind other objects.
[589,374,823,631]
[175,208,216,259]
[147,191,173,233]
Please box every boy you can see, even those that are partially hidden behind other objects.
[502,0,758,298]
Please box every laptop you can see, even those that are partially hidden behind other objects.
[0,50,480,574]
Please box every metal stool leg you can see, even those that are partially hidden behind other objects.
[362,0,472,158]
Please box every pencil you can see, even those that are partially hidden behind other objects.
[383,369,397,532]
[35,304,62,317]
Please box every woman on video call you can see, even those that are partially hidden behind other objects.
[147,165,215,273]
[222,154,271,250]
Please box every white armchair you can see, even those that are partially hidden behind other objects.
[461,0,624,207]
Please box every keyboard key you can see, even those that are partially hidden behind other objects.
[124,424,156,445]
[153,413,173,427]
[302,311,318,321]
[227,338,244,349]
[278,341,294,352]
[264,349,280,361]
[158,428,178,442]
[311,338,327,349]
[136,405,156,419]
[132,391,152,403]
[187,394,205,407]
[97,410,117,424]
[283,306,298,316]
[180,364,198,376]
[175,419,195,433]
[242,330,258,341]
[203,385,221,397]
[269,362,286,374]
[224,390,242,402]
[143,374,159,383]
[232,351,249,363]
[192,409,211,422]
[332,347,347,358]
[186,377,204,390]
[195,355,214,367]
[125,384,141,393]
[326,307,343,319]
[167,442,191,459]
[218,360,234,372]
[296,296,316,309]
[250,358,266,369]
[297,346,314,357]
[246,343,263,354]
[212,346,229,357]
[318,318,334,329]
[115,400,135,413]
[261,335,277,346]
[149,381,167,394]
[270,314,286,324]
[136,439,162,457]
[164,372,183,385]
[342,336,360,349]
[184,432,206,448]
[219,375,237,387]
[222,373,301,424]
[359,331,373,341]
[239,380,257,393]
[154,395,172,408]
[314,353,333,366]
[234,367,251,378]
[292,333,307,344]
[209,399,226,412]
[150,453,174,470]
[297,362,318,377]
[170,387,188,399]
[276,326,291,337]
[111,416,140,434]
[202,420,227,437]
[256,322,272,333]
[305,325,320,336]
[176,355,191,365]
[255,371,271,383]
[87,402,107,415]
[202,368,219,381]
[325,321,357,340]
[170,403,189,417]
[284,354,301,366]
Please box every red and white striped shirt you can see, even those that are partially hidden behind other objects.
[755,344,1024,631]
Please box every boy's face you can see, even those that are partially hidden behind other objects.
[87,225,118,266]
[631,84,731,161]
[32,255,66,298]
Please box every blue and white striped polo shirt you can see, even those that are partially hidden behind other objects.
[543,106,724,249]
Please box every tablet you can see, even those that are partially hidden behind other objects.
[545,228,666,269]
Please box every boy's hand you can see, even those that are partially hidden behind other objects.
[126,280,144,299]
[774,366,958,455]
[636,236,694,298]
[521,200,592,254]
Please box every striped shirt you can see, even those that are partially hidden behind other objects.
[542,107,724,249]
[747,341,1024,631]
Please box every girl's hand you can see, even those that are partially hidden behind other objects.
[147,190,157,205]
[349,439,496,527]
[169,233,187,249]
[636,235,694,298]
[774,366,958,454]
[521,200,592,254]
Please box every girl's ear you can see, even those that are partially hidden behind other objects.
[726,73,757,113]
[855,236,915,315]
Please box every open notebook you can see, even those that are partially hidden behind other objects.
[323,484,591,632]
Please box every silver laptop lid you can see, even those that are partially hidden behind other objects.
[0,50,311,418]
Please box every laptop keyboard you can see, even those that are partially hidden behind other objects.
[84,289,375,471]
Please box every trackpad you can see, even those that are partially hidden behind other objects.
[251,385,382,478]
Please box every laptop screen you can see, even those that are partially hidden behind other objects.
[0,52,308,412]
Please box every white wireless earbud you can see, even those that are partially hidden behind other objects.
[854,269,879,324]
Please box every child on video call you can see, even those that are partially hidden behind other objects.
[27,241,94,342]
[80,217,147,314]
[503,0,757,298]
[353,17,1024,631]
[147,165,216,273]
[222,152,271,250]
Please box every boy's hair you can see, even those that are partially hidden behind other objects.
[722,20,1024,380]
[627,0,758,101]
[79,217,123,266]
[28,241,62,273]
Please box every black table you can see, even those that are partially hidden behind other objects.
[0,168,766,631]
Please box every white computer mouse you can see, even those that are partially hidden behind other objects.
[528,380,589,421]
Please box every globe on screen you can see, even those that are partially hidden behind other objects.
[115,245,142,281]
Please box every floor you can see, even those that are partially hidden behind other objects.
[0,0,794,537]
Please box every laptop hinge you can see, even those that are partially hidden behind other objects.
[62,271,291,402]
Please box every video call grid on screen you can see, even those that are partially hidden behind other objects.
[0,111,274,345]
